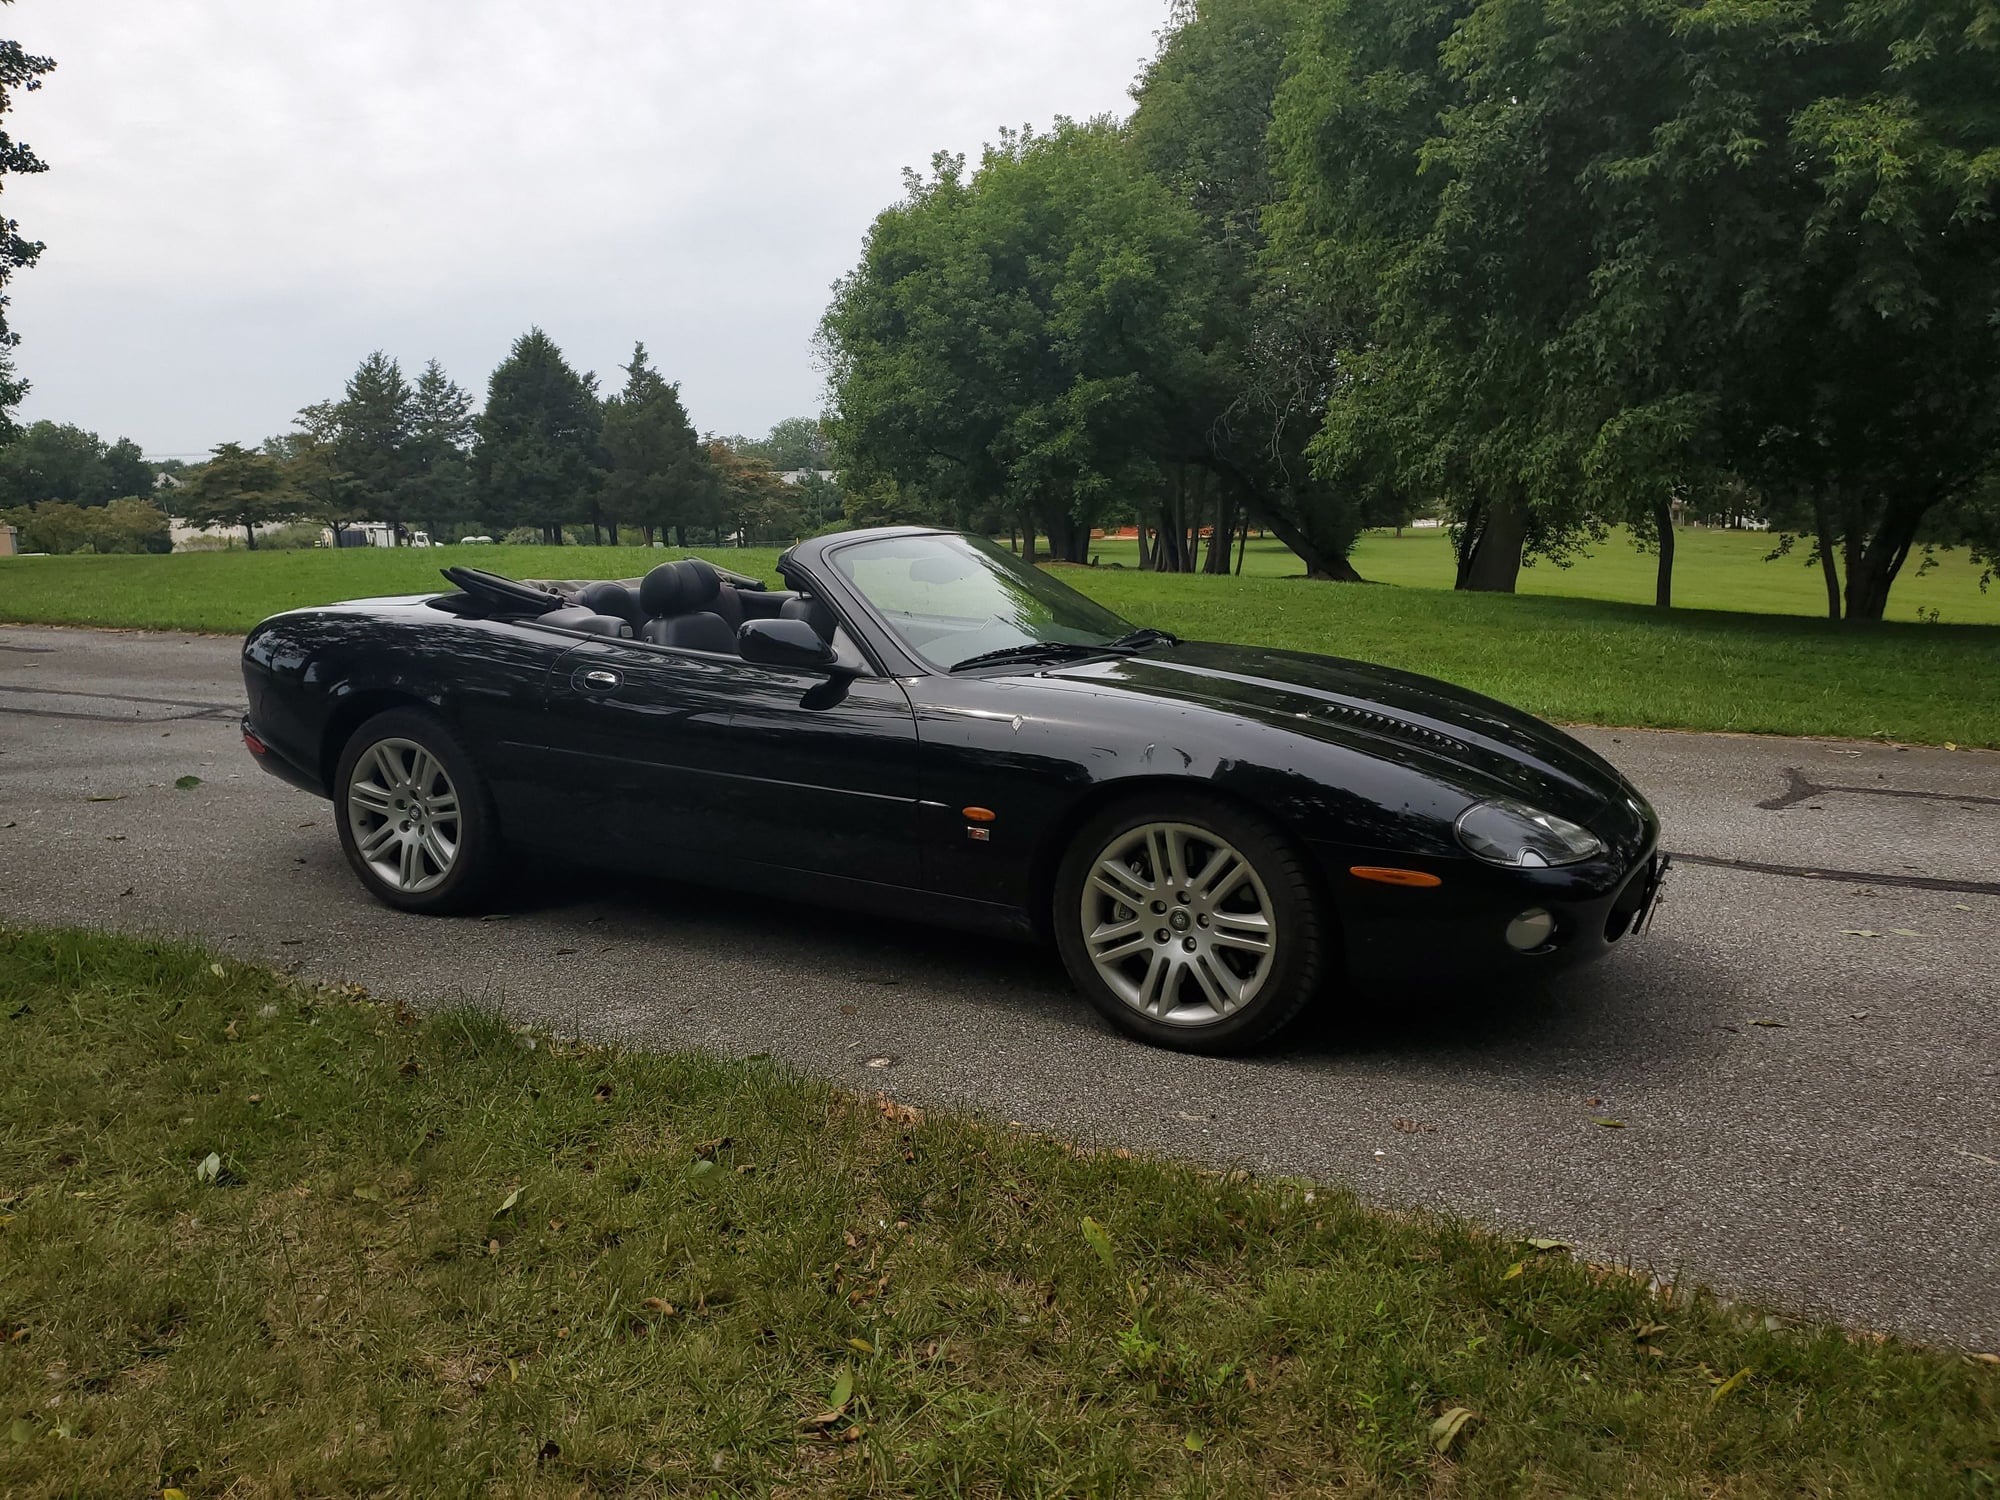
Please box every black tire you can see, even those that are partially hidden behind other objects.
[1053,793,1327,1054]
[332,707,501,915]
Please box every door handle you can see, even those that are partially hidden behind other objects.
[581,669,621,691]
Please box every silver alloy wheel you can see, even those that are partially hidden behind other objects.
[345,736,461,895]
[1080,821,1277,1027]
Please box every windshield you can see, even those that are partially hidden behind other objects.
[829,533,1135,671]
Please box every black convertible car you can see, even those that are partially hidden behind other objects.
[241,526,1665,1052]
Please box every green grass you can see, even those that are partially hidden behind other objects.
[1058,568,2000,748]
[2,925,1993,1496]
[2,539,1995,746]
[1083,527,2000,625]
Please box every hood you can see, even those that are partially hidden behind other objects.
[1039,640,1642,823]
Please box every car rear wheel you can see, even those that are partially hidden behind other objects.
[1053,794,1326,1053]
[333,708,499,914]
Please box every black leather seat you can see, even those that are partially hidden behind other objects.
[644,612,736,652]
[576,580,643,630]
[781,595,837,643]
[638,558,739,654]
[537,604,633,638]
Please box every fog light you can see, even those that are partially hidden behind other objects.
[1504,908,1555,952]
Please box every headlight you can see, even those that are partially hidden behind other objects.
[1455,797,1604,868]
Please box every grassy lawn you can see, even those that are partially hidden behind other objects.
[2,540,1996,746]
[1084,527,2000,626]
[2,926,1993,1496]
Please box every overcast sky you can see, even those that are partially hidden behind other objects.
[5,1,1166,459]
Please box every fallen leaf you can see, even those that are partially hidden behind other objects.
[1838,929,1881,938]
[862,1056,894,1069]
[836,1423,866,1442]
[1593,1118,1626,1129]
[495,1187,521,1216]
[1429,1406,1479,1453]
[174,775,202,790]
[351,1184,383,1202]
[1183,1431,1205,1453]
[1081,1215,1117,1271]
[195,1152,223,1185]
[554,947,577,956]
[1708,1366,1753,1407]
[1502,1261,1525,1281]
[487,1238,500,1257]
[593,1083,613,1101]
[846,1337,875,1355]
[1750,1018,1786,1028]
[641,1297,675,1314]
[85,793,125,802]
[1523,1238,1570,1252]
[829,1366,854,1410]
[1889,928,1924,937]
[209,963,225,977]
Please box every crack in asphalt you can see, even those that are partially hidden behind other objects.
[1757,765,2000,812]
[1664,850,2000,898]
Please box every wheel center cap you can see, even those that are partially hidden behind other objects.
[1169,909,1192,932]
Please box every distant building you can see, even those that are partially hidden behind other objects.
[777,469,837,486]
[0,523,19,556]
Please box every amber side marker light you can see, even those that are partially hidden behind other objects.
[1349,865,1442,889]
[962,806,997,823]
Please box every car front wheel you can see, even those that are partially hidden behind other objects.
[333,707,499,914]
[1053,795,1327,1053]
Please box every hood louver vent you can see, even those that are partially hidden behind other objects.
[1316,701,1471,757]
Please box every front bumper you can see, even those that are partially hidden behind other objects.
[1316,838,1667,985]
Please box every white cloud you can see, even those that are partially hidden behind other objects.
[6,0,1165,455]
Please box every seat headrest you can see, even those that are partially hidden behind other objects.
[639,558,722,617]
[576,580,642,626]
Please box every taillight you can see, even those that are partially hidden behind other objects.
[243,730,267,756]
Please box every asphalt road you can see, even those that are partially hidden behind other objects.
[2,622,1996,1349]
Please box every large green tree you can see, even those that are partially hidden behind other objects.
[0,10,52,434]
[0,420,153,506]
[334,351,417,541]
[407,358,475,540]
[473,328,601,545]
[174,443,301,550]
[1271,0,2000,616]
[822,122,1212,563]
[600,341,714,546]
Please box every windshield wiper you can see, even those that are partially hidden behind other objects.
[949,629,1180,674]
[949,641,1114,673]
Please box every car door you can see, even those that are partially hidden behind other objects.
[715,657,921,889]
[531,635,747,869]
[534,634,922,890]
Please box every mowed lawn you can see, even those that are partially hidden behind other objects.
[2,926,1994,1496]
[1,539,1996,746]
[1087,527,2000,626]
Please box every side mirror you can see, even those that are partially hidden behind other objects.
[737,616,837,670]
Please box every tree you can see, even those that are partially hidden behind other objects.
[473,328,601,545]
[707,440,800,547]
[822,122,1212,563]
[0,420,156,507]
[601,341,715,545]
[407,358,475,539]
[740,416,833,474]
[1128,0,1371,579]
[335,351,416,541]
[0,11,52,434]
[268,400,351,532]
[175,443,302,549]
[1271,0,2000,617]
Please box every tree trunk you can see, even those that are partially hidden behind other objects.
[642,525,654,547]
[1652,494,1675,609]
[607,519,619,547]
[1459,496,1529,592]
[243,522,257,551]
[1204,497,1235,574]
[1021,521,1037,564]
[1811,494,1842,620]
[1135,524,1153,570]
[1842,502,1922,623]
[1235,522,1247,575]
